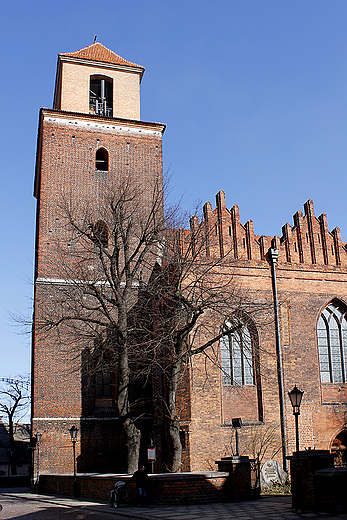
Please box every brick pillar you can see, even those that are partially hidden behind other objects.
[288,449,335,511]
[216,456,252,502]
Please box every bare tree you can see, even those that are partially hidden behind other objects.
[241,422,283,466]
[35,180,271,474]
[35,177,167,473]
[144,214,270,472]
[0,376,30,475]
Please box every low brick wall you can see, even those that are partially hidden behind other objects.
[39,471,230,505]
[314,467,347,514]
[288,450,335,511]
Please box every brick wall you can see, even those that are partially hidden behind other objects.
[180,192,347,473]
[32,107,165,474]
[58,61,141,120]
[39,472,230,505]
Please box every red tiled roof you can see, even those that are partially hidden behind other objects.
[60,42,144,69]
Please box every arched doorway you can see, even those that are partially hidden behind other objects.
[331,430,347,466]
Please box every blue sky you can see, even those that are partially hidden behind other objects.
[2,0,347,383]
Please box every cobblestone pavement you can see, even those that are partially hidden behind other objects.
[1,489,347,520]
[0,490,129,520]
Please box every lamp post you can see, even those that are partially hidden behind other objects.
[35,432,42,492]
[69,426,78,498]
[269,248,288,472]
[232,418,242,456]
[288,386,304,511]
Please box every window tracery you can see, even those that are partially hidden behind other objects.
[317,301,347,383]
[221,320,255,385]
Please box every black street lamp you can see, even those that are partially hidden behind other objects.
[288,386,304,511]
[69,426,78,498]
[232,418,242,456]
[35,432,42,492]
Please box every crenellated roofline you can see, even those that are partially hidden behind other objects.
[186,190,347,267]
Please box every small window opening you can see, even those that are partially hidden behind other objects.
[306,233,309,243]
[95,370,111,397]
[318,234,321,244]
[229,226,232,236]
[95,148,109,171]
[243,238,246,249]
[332,244,334,255]
[294,242,297,252]
[215,224,218,235]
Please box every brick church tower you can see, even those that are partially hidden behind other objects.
[32,43,166,473]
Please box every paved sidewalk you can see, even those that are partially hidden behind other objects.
[1,489,347,519]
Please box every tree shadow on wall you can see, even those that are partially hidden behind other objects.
[78,339,154,474]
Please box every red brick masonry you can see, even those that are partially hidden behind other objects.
[39,472,230,505]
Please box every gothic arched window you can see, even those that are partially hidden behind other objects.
[317,302,347,383]
[95,148,109,171]
[221,320,255,385]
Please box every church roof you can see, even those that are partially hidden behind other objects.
[60,42,144,70]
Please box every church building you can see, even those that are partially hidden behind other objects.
[32,42,347,476]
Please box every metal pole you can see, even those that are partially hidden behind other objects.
[72,439,77,497]
[36,444,40,491]
[295,413,300,454]
[295,411,302,511]
[235,429,240,456]
[269,248,288,472]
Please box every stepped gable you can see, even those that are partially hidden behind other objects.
[280,199,347,266]
[189,190,264,262]
[190,192,347,266]
[60,42,145,70]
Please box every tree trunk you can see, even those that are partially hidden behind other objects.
[117,331,141,474]
[168,355,183,472]
[122,416,141,474]
[8,415,17,476]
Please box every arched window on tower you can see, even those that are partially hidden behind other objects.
[95,148,109,171]
[221,319,255,385]
[89,75,113,117]
[92,220,109,248]
[317,301,347,383]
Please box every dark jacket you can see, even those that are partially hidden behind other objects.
[132,468,150,489]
